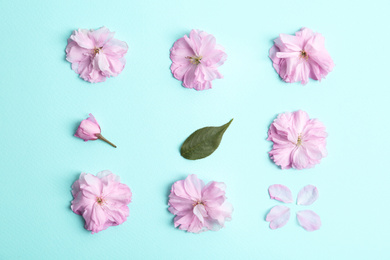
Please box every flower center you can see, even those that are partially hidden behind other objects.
[297,134,302,146]
[193,201,204,207]
[300,50,308,60]
[186,55,202,65]
[94,47,102,55]
[96,196,104,205]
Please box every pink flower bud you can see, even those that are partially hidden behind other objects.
[75,114,101,141]
[74,114,116,148]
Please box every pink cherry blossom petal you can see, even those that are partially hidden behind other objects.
[268,184,293,203]
[171,180,192,200]
[266,205,290,229]
[184,174,204,201]
[90,26,115,47]
[193,204,208,223]
[297,210,322,231]
[291,146,309,170]
[297,185,319,206]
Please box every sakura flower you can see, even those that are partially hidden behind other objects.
[266,184,321,231]
[66,27,128,83]
[170,29,227,91]
[74,113,117,148]
[71,170,132,234]
[267,110,327,170]
[168,174,233,233]
[269,27,334,84]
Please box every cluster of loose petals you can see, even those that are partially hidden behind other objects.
[66,27,128,83]
[269,27,334,84]
[168,174,233,233]
[71,170,132,234]
[266,184,321,231]
[267,110,327,170]
[170,29,227,91]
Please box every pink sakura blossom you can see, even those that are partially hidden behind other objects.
[170,29,227,91]
[71,170,132,234]
[266,184,321,231]
[267,110,327,170]
[269,27,334,84]
[74,114,116,148]
[168,174,233,233]
[66,27,128,83]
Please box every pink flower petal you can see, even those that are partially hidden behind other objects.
[184,174,204,201]
[171,180,192,200]
[297,185,319,206]
[266,205,290,229]
[201,181,226,208]
[70,29,95,50]
[90,26,115,47]
[297,210,321,231]
[193,204,208,223]
[268,184,293,203]
[291,146,309,170]
[278,33,303,51]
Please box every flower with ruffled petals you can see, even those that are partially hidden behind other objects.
[168,174,233,233]
[267,110,327,170]
[66,27,128,83]
[74,113,117,148]
[269,27,334,84]
[266,184,321,231]
[170,29,227,91]
[71,170,132,234]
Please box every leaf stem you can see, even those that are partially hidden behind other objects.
[96,134,117,148]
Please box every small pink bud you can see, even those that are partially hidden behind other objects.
[74,114,116,148]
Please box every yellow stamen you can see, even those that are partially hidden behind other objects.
[300,50,308,60]
[297,135,302,146]
[193,201,204,207]
[186,55,202,65]
[96,197,104,205]
[94,47,102,55]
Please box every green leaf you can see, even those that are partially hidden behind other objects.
[180,119,233,160]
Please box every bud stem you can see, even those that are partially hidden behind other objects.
[96,134,117,148]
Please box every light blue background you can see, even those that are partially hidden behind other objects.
[1,0,389,259]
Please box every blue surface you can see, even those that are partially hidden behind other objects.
[1,0,390,259]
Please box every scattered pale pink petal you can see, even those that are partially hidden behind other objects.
[297,185,319,205]
[170,29,227,91]
[269,27,334,85]
[66,27,128,83]
[266,205,290,229]
[267,110,327,170]
[168,174,233,233]
[268,184,293,203]
[71,170,132,234]
[297,210,321,231]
